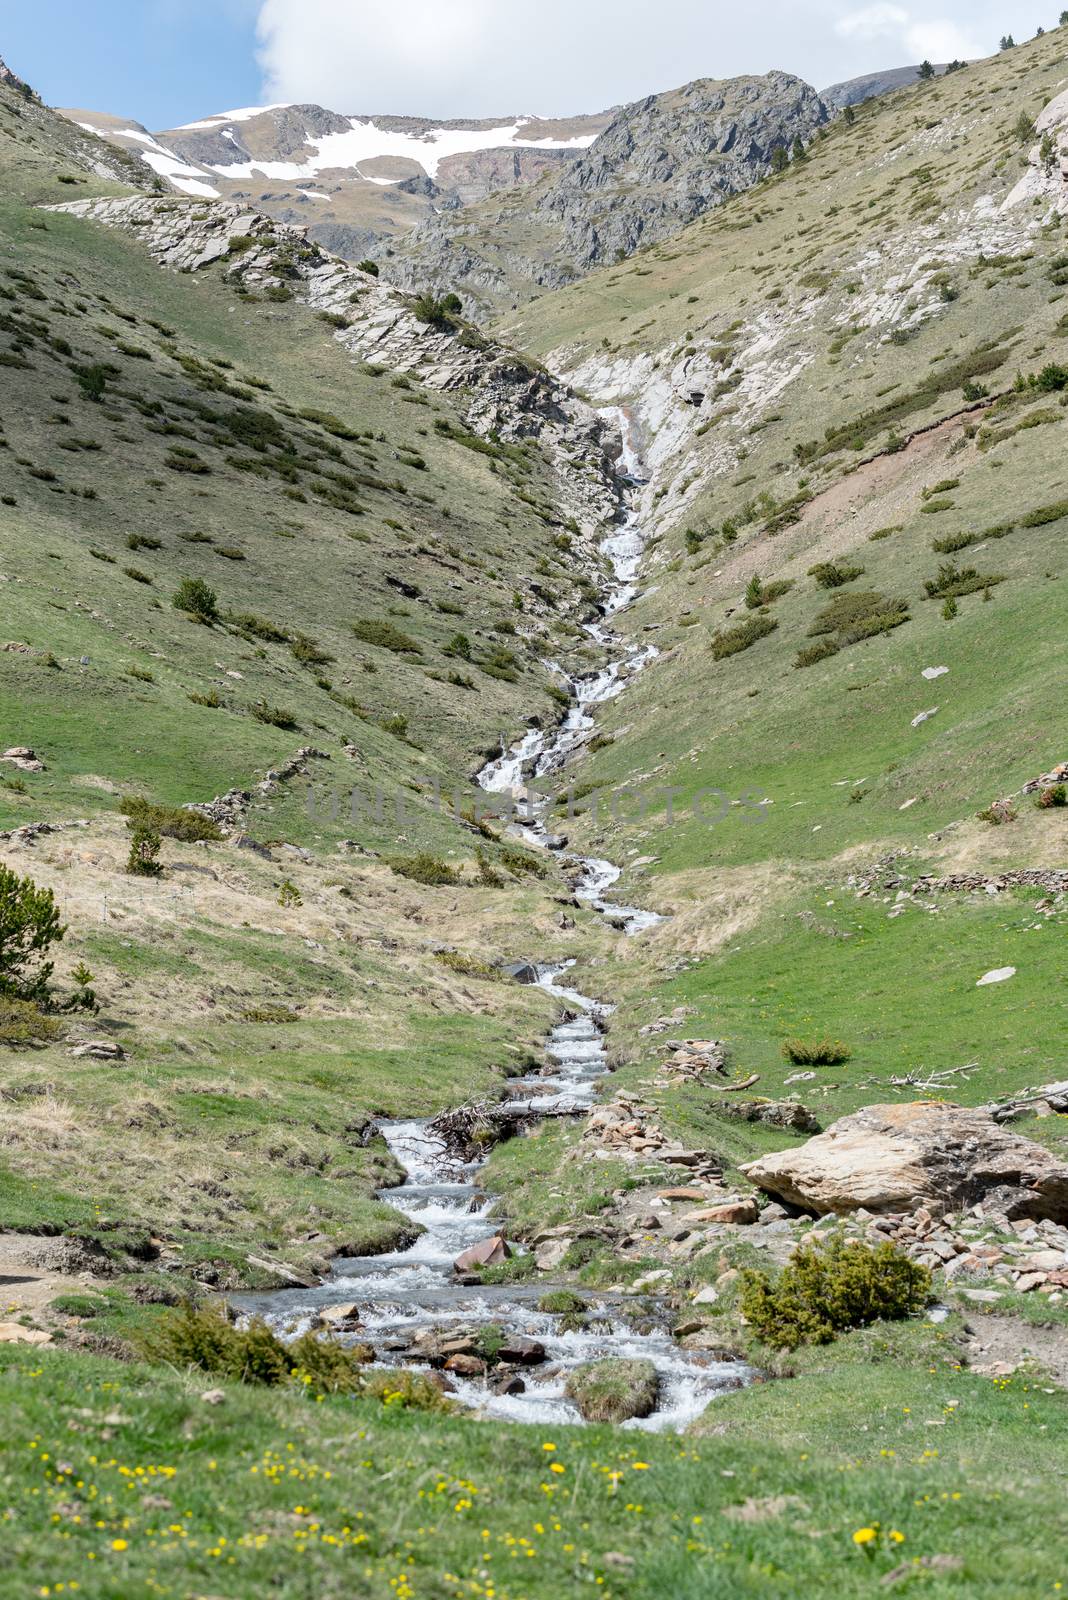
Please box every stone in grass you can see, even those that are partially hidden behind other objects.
[977,967,1016,987]
[565,1357,659,1423]
[0,1324,51,1345]
[69,1040,125,1061]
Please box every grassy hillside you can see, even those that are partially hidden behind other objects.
[0,76,613,1281]
[485,30,1068,1181]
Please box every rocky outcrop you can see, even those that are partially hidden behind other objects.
[743,1102,1068,1223]
[48,195,622,536]
[1,747,45,772]
[0,55,32,96]
[435,146,577,206]
[185,747,329,834]
[389,72,828,316]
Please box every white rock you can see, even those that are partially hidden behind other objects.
[911,707,939,728]
[922,667,949,680]
[976,967,1016,987]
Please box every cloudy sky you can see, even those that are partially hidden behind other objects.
[6,1,1052,127]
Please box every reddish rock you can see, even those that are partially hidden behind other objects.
[454,1234,511,1272]
[443,1353,486,1377]
[687,1200,759,1225]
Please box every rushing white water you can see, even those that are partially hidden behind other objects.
[244,408,749,1427]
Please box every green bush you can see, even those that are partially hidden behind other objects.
[0,865,66,1001]
[289,633,334,666]
[1035,784,1067,809]
[808,590,909,642]
[173,577,218,621]
[0,996,65,1048]
[1020,499,1068,528]
[781,1037,852,1065]
[499,847,547,879]
[249,700,297,730]
[809,561,864,589]
[227,610,288,643]
[351,618,421,654]
[120,797,222,843]
[389,852,461,886]
[741,1235,931,1350]
[795,638,840,669]
[711,615,778,660]
[411,292,461,328]
[923,561,1004,600]
[138,1302,369,1391]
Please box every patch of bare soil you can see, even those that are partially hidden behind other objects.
[965,1313,1068,1387]
[706,407,979,598]
[0,1231,109,1323]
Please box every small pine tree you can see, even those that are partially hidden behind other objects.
[1015,111,1036,142]
[1000,33,1016,49]
[942,596,958,620]
[278,879,302,908]
[791,135,807,162]
[1061,11,1068,26]
[918,60,936,79]
[69,961,98,1012]
[770,146,790,174]
[843,104,856,125]
[0,865,66,1002]
[1040,132,1057,174]
[744,574,765,610]
[126,827,163,878]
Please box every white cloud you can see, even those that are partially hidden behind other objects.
[834,3,986,62]
[834,5,909,41]
[251,1,1034,118]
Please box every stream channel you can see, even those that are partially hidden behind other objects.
[242,412,750,1429]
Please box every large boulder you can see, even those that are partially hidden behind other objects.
[742,1101,1068,1222]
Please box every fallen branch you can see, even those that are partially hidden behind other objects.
[860,1065,977,1094]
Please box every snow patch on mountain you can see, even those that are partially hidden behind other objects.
[206,117,596,182]
[77,122,220,197]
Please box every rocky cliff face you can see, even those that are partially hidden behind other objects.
[435,145,576,206]
[387,72,828,317]
[49,195,622,538]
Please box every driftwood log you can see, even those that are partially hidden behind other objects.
[427,1097,586,1159]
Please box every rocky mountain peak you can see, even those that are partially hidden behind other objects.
[387,69,829,316]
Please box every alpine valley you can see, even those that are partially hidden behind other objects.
[0,21,1067,1600]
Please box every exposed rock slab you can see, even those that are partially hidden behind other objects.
[742,1102,1068,1222]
